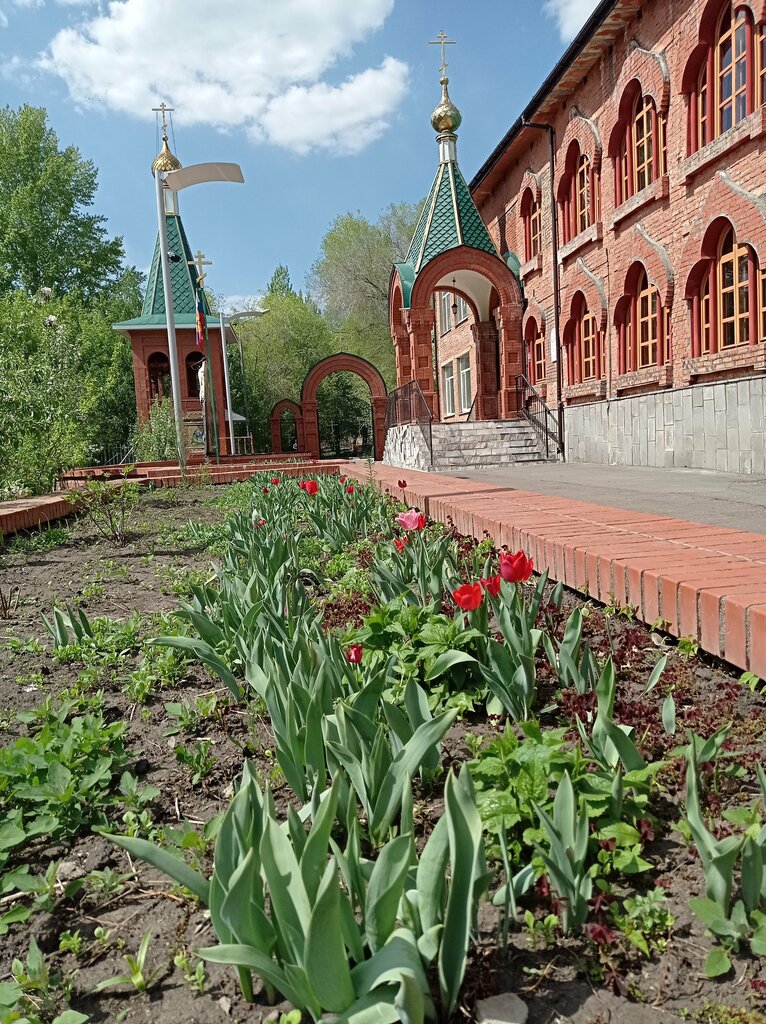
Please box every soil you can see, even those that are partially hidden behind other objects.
[1,484,765,1024]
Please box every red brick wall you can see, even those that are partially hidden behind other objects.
[472,0,766,411]
[129,326,232,455]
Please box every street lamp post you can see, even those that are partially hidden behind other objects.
[154,159,245,471]
[224,309,269,453]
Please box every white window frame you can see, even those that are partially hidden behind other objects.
[455,295,469,324]
[457,354,472,413]
[439,290,452,334]
[442,362,455,417]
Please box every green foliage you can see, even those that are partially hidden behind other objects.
[2,938,88,1023]
[0,105,123,296]
[91,932,161,994]
[133,397,178,462]
[5,526,69,554]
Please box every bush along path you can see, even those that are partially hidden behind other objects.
[1,475,766,1023]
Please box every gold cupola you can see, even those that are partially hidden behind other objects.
[151,132,182,176]
[431,75,462,135]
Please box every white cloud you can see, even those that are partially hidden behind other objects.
[37,0,408,155]
[0,7,8,26]
[13,0,45,9]
[544,0,601,41]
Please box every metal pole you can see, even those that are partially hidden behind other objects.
[522,119,566,460]
[202,313,220,464]
[154,170,186,472]
[219,312,235,456]
[234,326,252,444]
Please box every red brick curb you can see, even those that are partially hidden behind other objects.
[339,461,766,681]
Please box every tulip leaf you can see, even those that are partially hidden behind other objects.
[365,834,412,953]
[103,832,210,904]
[425,650,477,681]
[196,943,298,1005]
[305,860,356,1012]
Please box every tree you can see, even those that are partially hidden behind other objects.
[308,202,421,386]
[266,264,294,298]
[0,105,124,297]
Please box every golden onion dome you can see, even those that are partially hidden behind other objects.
[431,75,462,134]
[151,134,182,175]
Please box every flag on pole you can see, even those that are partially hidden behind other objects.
[195,290,206,351]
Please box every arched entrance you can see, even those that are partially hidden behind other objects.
[394,246,524,420]
[301,353,388,461]
[269,399,305,454]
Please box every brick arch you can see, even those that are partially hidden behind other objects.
[558,107,602,177]
[269,398,304,454]
[522,296,547,338]
[561,259,608,335]
[408,245,524,419]
[300,353,388,461]
[613,226,674,309]
[615,42,670,116]
[678,172,766,288]
[519,169,542,213]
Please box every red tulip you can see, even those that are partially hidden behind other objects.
[346,643,363,664]
[346,485,355,494]
[253,517,266,528]
[499,550,534,582]
[396,509,427,531]
[263,486,269,494]
[398,479,407,489]
[394,538,409,553]
[304,480,319,495]
[298,480,306,490]
[452,582,483,611]
[271,477,280,485]
[339,475,347,483]
[481,574,502,597]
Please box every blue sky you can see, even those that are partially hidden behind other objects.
[2,0,599,309]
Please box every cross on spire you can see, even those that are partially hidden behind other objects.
[189,249,212,287]
[428,31,456,76]
[152,102,174,140]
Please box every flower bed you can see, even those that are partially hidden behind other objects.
[0,476,765,1024]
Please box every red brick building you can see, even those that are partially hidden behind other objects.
[388,0,766,474]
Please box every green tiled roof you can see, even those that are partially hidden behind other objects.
[113,212,212,331]
[396,147,499,308]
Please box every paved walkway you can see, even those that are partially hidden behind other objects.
[449,463,766,534]
[340,461,766,681]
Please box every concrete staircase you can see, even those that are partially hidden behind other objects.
[429,419,551,471]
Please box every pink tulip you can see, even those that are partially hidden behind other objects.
[395,508,427,531]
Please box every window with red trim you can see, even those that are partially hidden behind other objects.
[524,317,546,385]
[689,224,761,355]
[685,2,763,153]
[521,187,542,262]
[613,88,666,206]
[565,295,604,384]
[617,268,667,372]
[558,143,600,245]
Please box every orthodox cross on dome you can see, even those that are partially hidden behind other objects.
[428,31,456,76]
[189,249,212,287]
[152,102,174,140]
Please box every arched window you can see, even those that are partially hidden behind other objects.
[565,295,604,385]
[613,88,667,206]
[524,317,546,385]
[520,187,542,262]
[686,1,762,152]
[558,143,600,245]
[186,351,204,398]
[689,224,760,355]
[147,352,170,401]
[617,267,667,373]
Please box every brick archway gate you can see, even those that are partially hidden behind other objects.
[269,399,305,454]
[301,353,388,461]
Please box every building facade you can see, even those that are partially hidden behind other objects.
[390,0,766,473]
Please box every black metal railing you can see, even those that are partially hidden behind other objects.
[384,380,434,463]
[515,374,561,460]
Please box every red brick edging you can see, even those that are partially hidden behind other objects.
[339,462,766,681]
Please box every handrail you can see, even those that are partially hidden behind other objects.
[384,380,434,464]
[515,374,561,460]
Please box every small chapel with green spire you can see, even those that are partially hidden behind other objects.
[113,125,233,454]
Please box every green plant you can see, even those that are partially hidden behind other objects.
[677,635,700,661]
[58,930,84,955]
[105,763,489,1021]
[92,931,162,993]
[175,741,215,785]
[85,867,134,901]
[740,670,762,691]
[5,526,70,554]
[67,473,141,545]
[118,771,160,812]
[173,951,206,993]
[133,396,177,462]
[3,938,87,1022]
[523,909,559,948]
[609,888,675,956]
[0,586,20,620]
[534,772,592,934]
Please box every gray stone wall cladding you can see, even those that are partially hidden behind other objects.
[383,424,432,471]
[564,375,766,475]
